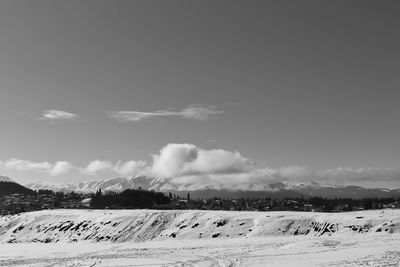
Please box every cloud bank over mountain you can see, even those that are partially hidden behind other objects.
[1,143,400,188]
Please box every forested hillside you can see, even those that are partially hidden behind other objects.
[0,181,36,197]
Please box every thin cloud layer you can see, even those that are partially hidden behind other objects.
[1,158,73,176]
[82,160,113,175]
[39,110,80,122]
[1,144,399,188]
[318,167,400,185]
[0,158,146,178]
[114,160,147,177]
[109,105,223,122]
[81,160,146,176]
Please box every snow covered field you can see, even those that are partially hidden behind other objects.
[0,209,399,266]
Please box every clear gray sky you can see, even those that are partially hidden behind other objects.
[0,0,399,187]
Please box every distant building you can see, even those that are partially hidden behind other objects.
[81,198,92,207]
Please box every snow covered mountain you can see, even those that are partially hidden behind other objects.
[26,176,169,194]
[25,176,400,199]
[26,176,301,195]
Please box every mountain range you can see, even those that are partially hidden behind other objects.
[25,176,400,199]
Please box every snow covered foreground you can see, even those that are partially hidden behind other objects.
[0,209,399,266]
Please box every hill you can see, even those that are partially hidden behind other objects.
[1,209,400,266]
[0,181,36,197]
[0,209,399,244]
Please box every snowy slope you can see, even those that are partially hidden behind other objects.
[0,209,399,244]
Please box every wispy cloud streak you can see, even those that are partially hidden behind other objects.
[39,110,80,122]
[108,105,223,122]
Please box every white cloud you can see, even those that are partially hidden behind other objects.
[0,158,148,178]
[81,160,147,176]
[82,160,113,175]
[39,110,79,122]
[108,105,223,122]
[179,105,223,120]
[114,160,147,176]
[4,158,53,173]
[1,158,74,176]
[151,143,254,178]
[108,111,157,122]
[148,144,309,189]
[50,161,74,176]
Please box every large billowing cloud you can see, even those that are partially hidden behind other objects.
[148,146,313,189]
[108,105,223,122]
[151,143,254,178]
[1,144,399,188]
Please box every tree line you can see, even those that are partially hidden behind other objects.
[90,188,171,209]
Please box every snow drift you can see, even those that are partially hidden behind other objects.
[0,209,399,244]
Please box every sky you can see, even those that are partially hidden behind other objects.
[0,0,399,188]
